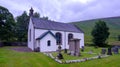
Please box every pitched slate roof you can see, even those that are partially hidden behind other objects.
[36,31,56,40]
[31,17,83,33]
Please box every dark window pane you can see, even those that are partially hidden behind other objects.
[55,32,62,45]
[47,40,51,46]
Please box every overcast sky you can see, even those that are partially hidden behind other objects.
[0,0,120,22]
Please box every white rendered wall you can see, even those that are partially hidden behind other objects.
[39,33,57,52]
[35,29,84,51]
[28,18,34,50]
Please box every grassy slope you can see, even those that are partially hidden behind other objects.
[0,46,120,67]
[72,16,120,44]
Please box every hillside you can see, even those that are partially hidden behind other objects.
[72,16,120,45]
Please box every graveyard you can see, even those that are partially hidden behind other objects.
[45,46,119,63]
[0,46,120,67]
[51,46,101,60]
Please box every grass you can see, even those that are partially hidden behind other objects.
[0,46,120,67]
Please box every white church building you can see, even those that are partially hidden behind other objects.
[28,8,84,52]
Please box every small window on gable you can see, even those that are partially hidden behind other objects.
[47,40,51,46]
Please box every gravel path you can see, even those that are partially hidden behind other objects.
[10,47,33,52]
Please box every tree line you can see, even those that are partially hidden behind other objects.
[0,5,119,47]
[0,5,48,42]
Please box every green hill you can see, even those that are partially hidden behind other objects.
[72,16,120,45]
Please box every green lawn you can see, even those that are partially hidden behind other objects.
[0,46,120,67]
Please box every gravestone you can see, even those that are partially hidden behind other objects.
[101,48,106,54]
[107,48,112,55]
[64,48,67,53]
[98,55,101,59]
[57,53,64,59]
[71,51,75,56]
[88,50,93,54]
[57,45,63,59]
[81,46,84,52]
[69,38,80,56]
[113,47,119,54]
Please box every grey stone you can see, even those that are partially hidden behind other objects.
[107,48,112,55]
[81,46,84,52]
[101,48,106,54]
[113,47,119,54]
[88,50,93,54]
[70,51,75,56]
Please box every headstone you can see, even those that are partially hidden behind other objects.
[107,48,112,55]
[98,55,101,59]
[88,50,93,54]
[67,51,71,55]
[76,52,80,56]
[71,51,75,56]
[64,48,67,53]
[113,47,119,54]
[81,46,84,52]
[57,53,64,59]
[57,45,64,59]
[101,48,106,54]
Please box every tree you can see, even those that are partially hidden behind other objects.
[15,11,49,42]
[0,5,15,42]
[91,20,110,47]
[42,16,48,20]
[33,12,40,18]
[15,11,29,42]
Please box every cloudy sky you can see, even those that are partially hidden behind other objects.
[0,0,120,22]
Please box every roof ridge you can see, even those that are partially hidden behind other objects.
[31,17,83,33]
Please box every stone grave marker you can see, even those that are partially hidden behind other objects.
[107,48,112,55]
[57,53,64,59]
[88,50,93,54]
[113,47,119,54]
[101,48,106,54]
[64,48,67,53]
[71,51,75,56]
[81,46,84,52]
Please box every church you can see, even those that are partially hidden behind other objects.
[28,8,84,52]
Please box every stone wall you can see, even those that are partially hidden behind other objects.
[0,42,27,47]
[0,42,4,47]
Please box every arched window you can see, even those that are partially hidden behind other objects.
[29,29,31,41]
[68,33,73,41]
[55,32,62,45]
[47,40,51,46]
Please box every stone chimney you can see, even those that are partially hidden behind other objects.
[29,7,34,17]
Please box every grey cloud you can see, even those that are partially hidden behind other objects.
[0,0,120,22]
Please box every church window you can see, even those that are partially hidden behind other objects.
[29,29,31,41]
[47,40,51,46]
[55,32,62,45]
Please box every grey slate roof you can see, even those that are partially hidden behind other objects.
[31,17,83,33]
